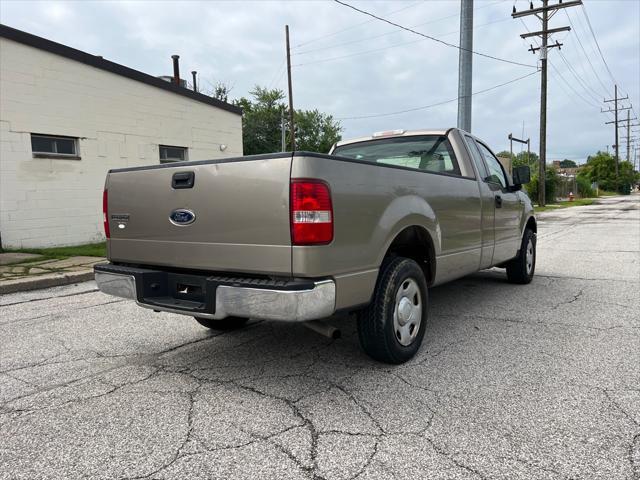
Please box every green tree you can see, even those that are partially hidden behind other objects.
[233,86,342,155]
[526,167,560,203]
[579,151,639,192]
[514,150,539,168]
[495,150,538,168]
[294,109,342,153]
[559,159,577,168]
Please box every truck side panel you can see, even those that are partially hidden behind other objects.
[290,154,483,309]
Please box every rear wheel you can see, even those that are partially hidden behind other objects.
[357,257,428,364]
[506,228,536,284]
[193,316,248,331]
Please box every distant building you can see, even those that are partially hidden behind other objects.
[0,25,243,248]
[551,160,581,176]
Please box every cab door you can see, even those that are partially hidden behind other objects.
[474,140,523,265]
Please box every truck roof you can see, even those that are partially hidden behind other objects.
[333,128,454,149]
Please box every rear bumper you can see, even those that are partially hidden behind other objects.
[94,263,335,322]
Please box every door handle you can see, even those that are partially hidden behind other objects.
[172,171,195,189]
[495,194,503,208]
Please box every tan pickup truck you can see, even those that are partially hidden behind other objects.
[95,128,536,363]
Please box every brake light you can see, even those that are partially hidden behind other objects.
[103,189,110,239]
[290,180,333,245]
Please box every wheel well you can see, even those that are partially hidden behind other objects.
[384,226,436,285]
[525,216,537,233]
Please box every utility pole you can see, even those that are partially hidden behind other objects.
[513,0,582,207]
[603,85,629,179]
[457,0,473,132]
[285,25,296,151]
[281,108,286,152]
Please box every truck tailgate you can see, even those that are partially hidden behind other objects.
[106,154,293,275]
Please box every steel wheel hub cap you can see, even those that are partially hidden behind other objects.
[393,278,422,347]
[526,239,534,274]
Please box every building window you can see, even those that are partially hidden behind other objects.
[31,134,80,159]
[159,145,188,163]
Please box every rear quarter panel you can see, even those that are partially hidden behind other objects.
[291,154,482,309]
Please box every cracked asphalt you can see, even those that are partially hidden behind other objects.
[1,195,638,480]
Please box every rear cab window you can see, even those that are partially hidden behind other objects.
[332,135,462,176]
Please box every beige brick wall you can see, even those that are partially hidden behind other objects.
[0,38,243,248]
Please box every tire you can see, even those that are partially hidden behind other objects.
[506,228,536,284]
[357,257,428,364]
[193,316,248,331]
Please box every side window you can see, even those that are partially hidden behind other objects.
[476,142,507,189]
[464,135,488,179]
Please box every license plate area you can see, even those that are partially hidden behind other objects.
[138,271,215,314]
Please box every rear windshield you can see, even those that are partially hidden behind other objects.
[332,135,461,176]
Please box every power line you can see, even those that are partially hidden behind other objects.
[332,0,537,69]
[336,70,538,120]
[562,8,610,95]
[294,8,509,57]
[293,1,424,49]
[580,3,618,85]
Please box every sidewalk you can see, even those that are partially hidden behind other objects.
[0,253,104,294]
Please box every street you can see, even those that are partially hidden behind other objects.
[1,195,638,480]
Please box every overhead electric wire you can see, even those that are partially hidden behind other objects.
[293,1,423,49]
[295,0,507,52]
[336,70,539,120]
[580,3,618,86]
[563,9,611,95]
[293,17,511,58]
[517,17,609,114]
[332,0,537,69]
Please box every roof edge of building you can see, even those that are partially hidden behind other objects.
[0,23,243,116]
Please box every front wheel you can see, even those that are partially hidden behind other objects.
[506,228,536,284]
[357,257,428,364]
[193,316,248,331]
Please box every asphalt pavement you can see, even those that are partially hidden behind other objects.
[1,195,638,480]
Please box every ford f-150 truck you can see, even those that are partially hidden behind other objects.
[95,128,536,364]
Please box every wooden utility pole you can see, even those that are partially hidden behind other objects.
[513,0,582,207]
[285,25,296,151]
[603,86,631,186]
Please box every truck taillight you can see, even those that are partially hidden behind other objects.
[290,180,333,245]
[103,189,110,239]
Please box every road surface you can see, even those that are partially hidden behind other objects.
[1,195,638,480]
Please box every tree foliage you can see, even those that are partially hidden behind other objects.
[495,150,539,168]
[559,159,577,168]
[579,151,639,191]
[526,167,560,203]
[232,86,342,155]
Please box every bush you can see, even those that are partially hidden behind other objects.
[576,174,595,198]
[527,167,559,203]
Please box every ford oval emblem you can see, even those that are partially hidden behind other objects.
[169,208,196,226]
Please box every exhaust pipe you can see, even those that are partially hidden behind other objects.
[304,320,340,339]
[191,71,197,92]
[171,55,180,86]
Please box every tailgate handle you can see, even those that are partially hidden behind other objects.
[172,171,195,189]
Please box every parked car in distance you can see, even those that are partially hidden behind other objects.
[95,128,536,364]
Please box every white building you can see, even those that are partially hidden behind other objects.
[0,24,243,249]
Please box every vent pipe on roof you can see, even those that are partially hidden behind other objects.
[191,71,197,92]
[171,55,180,86]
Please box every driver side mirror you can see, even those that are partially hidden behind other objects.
[512,165,531,187]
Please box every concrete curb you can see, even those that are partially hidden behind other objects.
[0,270,95,294]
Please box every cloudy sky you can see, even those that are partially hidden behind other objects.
[2,0,638,162]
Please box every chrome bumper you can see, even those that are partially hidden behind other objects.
[94,270,335,322]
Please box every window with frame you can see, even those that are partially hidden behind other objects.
[159,145,188,163]
[476,142,507,188]
[332,135,462,176]
[31,134,79,158]
[464,135,488,179]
